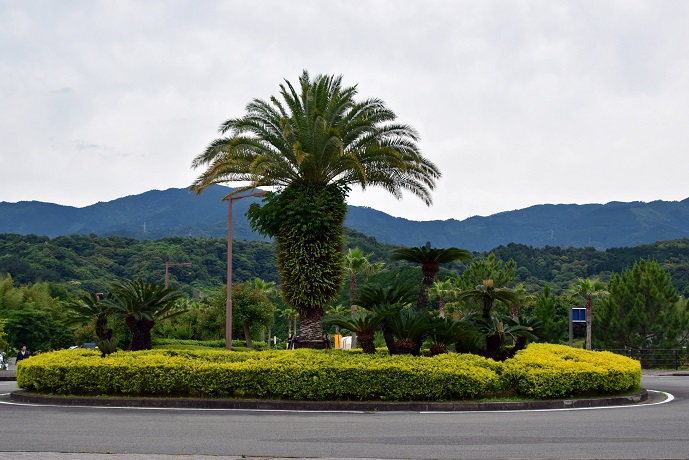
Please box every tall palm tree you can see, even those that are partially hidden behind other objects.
[457,279,521,359]
[280,308,299,338]
[104,279,185,351]
[390,243,471,312]
[191,71,440,347]
[429,279,456,318]
[344,247,384,311]
[570,277,608,350]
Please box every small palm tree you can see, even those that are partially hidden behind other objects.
[570,277,608,350]
[324,311,385,354]
[325,304,349,336]
[385,309,435,355]
[429,279,456,318]
[356,283,417,354]
[65,293,113,343]
[390,243,471,312]
[457,280,521,359]
[344,247,384,310]
[426,317,472,356]
[65,293,116,357]
[104,279,185,351]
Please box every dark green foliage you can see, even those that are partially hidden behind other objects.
[390,243,471,311]
[4,309,73,351]
[324,311,386,354]
[594,259,683,350]
[248,182,347,314]
[104,279,185,351]
[530,285,569,344]
[386,309,435,355]
[230,282,275,348]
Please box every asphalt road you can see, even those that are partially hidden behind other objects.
[0,375,687,460]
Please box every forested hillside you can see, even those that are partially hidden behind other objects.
[1,232,688,298]
[2,187,689,250]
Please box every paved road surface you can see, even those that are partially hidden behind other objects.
[0,374,687,459]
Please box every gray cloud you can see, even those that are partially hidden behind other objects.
[1,0,688,219]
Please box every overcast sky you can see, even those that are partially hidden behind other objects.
[1,1,688,222]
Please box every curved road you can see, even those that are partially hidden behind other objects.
[0,375,687,459]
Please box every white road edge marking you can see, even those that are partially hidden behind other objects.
[0,390,674,414]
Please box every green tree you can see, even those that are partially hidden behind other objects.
[595,259,682,350]
[232,281,275,348]
[344,247,384,311]
[64,293,113,342]
[324,311,386,354]
[105,279,185,351]
[191,71,440,347]
[429,279,455,318]
[570,277,607,350]
[390,243,471,312]
[531,285,568,344]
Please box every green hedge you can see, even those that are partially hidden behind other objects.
[16,344,640,401]
[502,343,642,398]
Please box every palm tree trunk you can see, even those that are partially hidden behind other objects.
[126,315,144,351]
[586,294,592,350]
[418,263,439,311]
[294,307,327,348]
[139,319,155,350]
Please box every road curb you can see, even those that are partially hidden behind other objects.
[9,389,648,412]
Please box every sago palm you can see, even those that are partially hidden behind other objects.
[391,243,471,312]
[191,71,440,347]
[104,279,185,351]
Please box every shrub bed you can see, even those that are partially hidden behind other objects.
[502,343,642,398]
[16,344,640,401]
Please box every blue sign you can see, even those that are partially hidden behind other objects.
[572,307,586,322]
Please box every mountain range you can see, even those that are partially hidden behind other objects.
[1,187,688,251]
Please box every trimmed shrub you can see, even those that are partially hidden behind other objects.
[502,343,641,398]
[16,344,640,401]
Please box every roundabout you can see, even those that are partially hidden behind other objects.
[0,373,686,459]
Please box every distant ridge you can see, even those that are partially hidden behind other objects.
[1,187,688,251]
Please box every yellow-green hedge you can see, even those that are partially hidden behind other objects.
[502,343,642,398]
[16,344,640,401]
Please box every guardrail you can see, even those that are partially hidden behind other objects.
[606,348,689,370]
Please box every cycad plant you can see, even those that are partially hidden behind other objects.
[65,293,116,357]
[104,279,185,351]
[356,283,417,354]
[324,311,385,354]
[385,309,435,355]
[426,317,472,356]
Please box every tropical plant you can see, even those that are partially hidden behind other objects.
[569,277,607,350]
[64,293,113,343]
[429,279,456,318]
[390,243,471,312]
[231,281,275,348]
[385,308,435,355]
[104,279,185,351]
[190,71,440,347]
[456,280,521,359]
[323,311,386,354]
[355,283,417,354]
[344,247,384,310]
[64,292,118,357]
[426,317,471,356]
[325,304,349,336]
